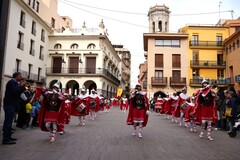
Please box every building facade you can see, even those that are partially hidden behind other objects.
[142,5,189,98]
[46,20,121,98]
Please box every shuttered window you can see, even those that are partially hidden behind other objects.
[172,54,181,68]
[155,54,163,68]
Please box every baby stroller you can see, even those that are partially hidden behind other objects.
[228,113,240,138]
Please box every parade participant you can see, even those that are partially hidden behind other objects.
[89,89,100,120]
[99,95,105,113]
[105,98,110,112]
[71,87,90,126]
[167,93,179,123]
[37,81,65,143]
[154,95,163,113]
[194,79,218,141]
[185,96,197,132]
[160,95,169,119]
[126,84,149,138]
[177,87,190,127]
[121,96,129,113]
[63,93,72,126]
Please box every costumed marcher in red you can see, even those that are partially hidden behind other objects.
[62,93,72,130]
[154,95,163,113]
[71,87,90,126]
[177,87,190,127]
[160,96,170,119]
[168,93,179,123]
[126,84,150,138]
[37,81,65,143]
[89,89,100,120]
[121,96,129,113]
[184,96,197,132]
[194,79,218,141]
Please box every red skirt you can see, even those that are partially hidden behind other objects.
[200,105,213,121]
[132,108,145,123]
[44,110,59,122]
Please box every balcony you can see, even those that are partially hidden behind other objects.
[189,78,228,87]
[46,67,120,85]
[235,75,240,83]
[226,77,234,85]
[151,77,167,86]
[170,77,186,86]
[189,40,223,48]
[190,60,226,69]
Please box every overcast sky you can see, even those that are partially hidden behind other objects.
[57,0,240,88]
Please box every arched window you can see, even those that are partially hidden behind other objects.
[87,43,96,49]
[152,22,155,32]
[158,21,162,32]
[54,43,62,49]
[70,43,78,49]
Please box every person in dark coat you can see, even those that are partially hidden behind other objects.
[2,72,26,145]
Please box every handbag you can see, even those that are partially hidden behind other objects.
[225,107,232,117]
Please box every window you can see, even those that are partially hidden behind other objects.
[51,17,55,28]
[38,67,42,81]
[225,47,228,54]
[165,22,167,32]
[17,32,24,50]
[20,11,25,28]
[41,29,45,42]
[32,0,35,9]
[16,59,21,72]
[39,45,44,60]
[36,1,39,12]
[217,69,224,78]
[172,70,181,78]
[192,50,199,64]
[28,0,31,5]
[229,45,232,53]
[191,35,198,46]
[233,42,235,51]
[155,54,163,68]
[155,70,163,77]
[237,39,239,48]
[155,40,180,48]
[54,43,62,49]
[70,43,78,49]
[30,39,35,56]
[28,64,32,79]
[31,21,36,35]
[87,43,96,49]
[172,54,181,68]
[192,69,199,78]
[216,36,222,46]
[152,22,155,32]
[158,21,162,32]
[217,51,223,65]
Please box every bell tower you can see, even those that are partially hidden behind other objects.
[148,4,170,33]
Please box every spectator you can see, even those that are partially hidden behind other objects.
[2,72,26,145]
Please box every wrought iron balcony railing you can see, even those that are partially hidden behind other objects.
[190,60,226,68]
[151,77,167,86]
[189,40,223,47]
[46,67,120,85]
[170,77,186,86]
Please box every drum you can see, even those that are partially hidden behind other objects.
[77,103,86,112]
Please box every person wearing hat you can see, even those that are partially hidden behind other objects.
[168,92,179,123]
[193,79,218,141]
[154,95,163,113]
[37,81,65,142]
[126,84,150,138]
[88,88,100,120]
[71,87,90,126]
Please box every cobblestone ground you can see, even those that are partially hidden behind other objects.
[0,107,240,160]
